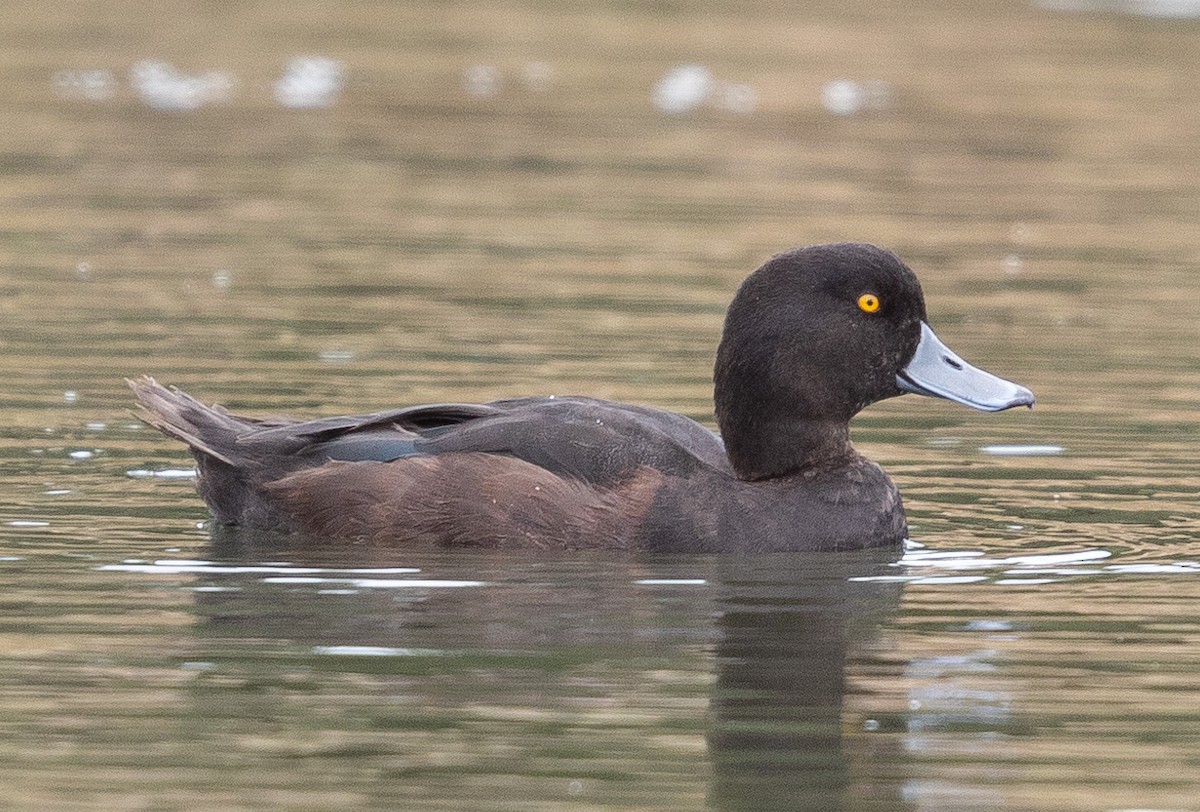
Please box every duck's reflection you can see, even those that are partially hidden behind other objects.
[707,551,907,811]
[190,531,907,809]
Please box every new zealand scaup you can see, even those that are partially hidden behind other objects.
[131,242,1034,551]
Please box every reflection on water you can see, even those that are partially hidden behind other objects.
[6,536,1200,809]
[707,553,905,811]
[3,0,1200,807]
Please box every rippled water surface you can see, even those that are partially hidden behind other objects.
[4,0,1200,809]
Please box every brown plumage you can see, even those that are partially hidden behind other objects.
[131,243,1033,552]
[262,454,665,549]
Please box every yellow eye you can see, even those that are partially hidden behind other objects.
[857,292,881,313]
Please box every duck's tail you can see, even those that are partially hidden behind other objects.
[129,376,283,527]
[128,376,246,466]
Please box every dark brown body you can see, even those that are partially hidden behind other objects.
[269,446,905,553]
[132,383,905,552]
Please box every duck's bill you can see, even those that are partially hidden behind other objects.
[897,322,1035,412]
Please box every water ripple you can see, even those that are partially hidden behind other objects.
[262,576,485,588]
[850,545,1200,585]
[98,560,421,576]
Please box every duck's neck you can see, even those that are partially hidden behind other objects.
[713,320,861,481]
[719,413,854,481]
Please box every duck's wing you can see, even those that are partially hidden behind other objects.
[242,402,502,441]
[236,402,505,465]
[263,397,728,547]
[131,378,728,483]
[289,396,731,484]
[420,397,730,483]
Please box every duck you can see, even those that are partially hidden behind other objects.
[131,242,1034,552]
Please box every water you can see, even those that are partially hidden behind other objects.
[3,0,1200,808]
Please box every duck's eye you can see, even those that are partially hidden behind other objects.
[857,292,881,313]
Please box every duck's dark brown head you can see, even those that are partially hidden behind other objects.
[714,243,1033,481]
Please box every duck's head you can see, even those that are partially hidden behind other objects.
[714,242,1034,480]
